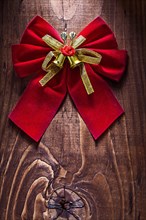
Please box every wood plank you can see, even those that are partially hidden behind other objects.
[0,0,146,219]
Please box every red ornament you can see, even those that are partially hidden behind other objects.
[61,45,76,56]
[9,16,128,142]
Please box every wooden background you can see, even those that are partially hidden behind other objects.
[0,0,146,219]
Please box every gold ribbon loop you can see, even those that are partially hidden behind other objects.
[39,33,102,95]
[39,63,60,86]
[42,51,61,71]
[76,48,102,65]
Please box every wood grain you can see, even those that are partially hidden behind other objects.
[0,0,146,219]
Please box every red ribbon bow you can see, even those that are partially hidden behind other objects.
[9,16,127,141]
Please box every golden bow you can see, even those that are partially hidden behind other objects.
[39,32,102,95]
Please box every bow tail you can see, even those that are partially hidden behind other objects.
[67,64,124,139]
[9,70,67,141]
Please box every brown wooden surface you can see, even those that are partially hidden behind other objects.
[0,0,146,219]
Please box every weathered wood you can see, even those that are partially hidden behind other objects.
[0,0,146,219]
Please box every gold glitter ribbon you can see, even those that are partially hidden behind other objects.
[39,34,102,95]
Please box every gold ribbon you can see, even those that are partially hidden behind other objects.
[39,34,102,95]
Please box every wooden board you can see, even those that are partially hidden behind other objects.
[0,0,146,219]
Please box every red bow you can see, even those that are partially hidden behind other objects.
[9,16,127,141]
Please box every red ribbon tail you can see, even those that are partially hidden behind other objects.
[68,64,124,139]
[9,74,67,141]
